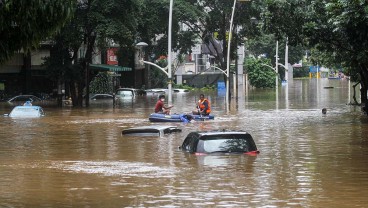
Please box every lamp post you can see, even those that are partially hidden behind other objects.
[226,0,250,112]
[168,0,173,105]
[226,0,236,113]
[137,0,173,105]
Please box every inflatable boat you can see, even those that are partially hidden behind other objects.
[149,113,214,122]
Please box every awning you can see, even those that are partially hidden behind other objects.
[89,64,132,72]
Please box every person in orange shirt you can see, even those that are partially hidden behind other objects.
[192,94,211,116]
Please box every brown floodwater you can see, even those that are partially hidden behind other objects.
[1,79,368,207]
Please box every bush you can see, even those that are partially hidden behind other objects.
[245,58,278,88]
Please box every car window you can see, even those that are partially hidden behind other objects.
[93,95,112,99]
[163,127,182,134]
[200,134,257,153]
[14,97,29,101]
[30,96,41,101]
[117,90,133,96]
[182,133,199,152]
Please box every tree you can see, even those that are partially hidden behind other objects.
[263,0,368,106]
[174,0,261,69]
[0,0,75,63]
[45,0,141,107]
[247,33,305,80]
[135,0,262,89]
[245,58,277,88]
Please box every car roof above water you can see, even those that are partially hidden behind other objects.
[191,131,251,137]
[122,125,181,136]
[8,106,44,118]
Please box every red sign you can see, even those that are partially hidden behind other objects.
[107,48,118,65]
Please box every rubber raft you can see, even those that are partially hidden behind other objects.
[149,113,215,122]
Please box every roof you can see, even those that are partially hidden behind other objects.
[122,125,181,136]
[124,125,178,131]
[193,131,250,136]
[13,105,43,110]
[9,105,44,118]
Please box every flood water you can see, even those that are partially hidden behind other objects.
[1,78,368,207]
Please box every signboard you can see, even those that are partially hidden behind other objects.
[309,66,320,73]
[107,48,118,65]
[217,81,226,97]
[191,44,201,55]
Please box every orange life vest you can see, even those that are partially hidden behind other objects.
[198,99,211,114]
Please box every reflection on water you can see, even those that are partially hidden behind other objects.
[1,79,368,207]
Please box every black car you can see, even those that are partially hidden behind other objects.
[180,131,259,155]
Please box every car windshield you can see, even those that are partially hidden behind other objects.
[117,91,133,96]
[92,95,112,99]
[199,135,256,153]
[10,107,41,117]
[11,96,39,102]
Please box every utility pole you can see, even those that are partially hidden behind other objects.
[284,37,289,82]
[275,41,279,90]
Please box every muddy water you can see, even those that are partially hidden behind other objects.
[1,79,368,207]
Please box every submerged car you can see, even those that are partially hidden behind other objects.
[180,131,259,155]
[173,88,190,93]
[90,94,114,100]
[7,95,42,103]
[5,105,45,118]
[116,88,136,98]
[145,88,168,95]
[122,125,181,137]
[115,88,146,98]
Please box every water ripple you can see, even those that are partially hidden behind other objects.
[49,160,178,178]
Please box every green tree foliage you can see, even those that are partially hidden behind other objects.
[90,72,113,94]
[0,0,75,63]
[247,33,305,80]
[176,0,261,69]
[263,0,368,103]
[246,58,277,88]
[150,56,168,88]
[45,0,140,107]
[135,0,262,87]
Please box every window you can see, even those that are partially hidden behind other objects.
[199,134,257,153]
[117,90,133,96]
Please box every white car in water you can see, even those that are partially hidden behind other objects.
[5,105,45,118]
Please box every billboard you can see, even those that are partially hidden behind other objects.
[107,48,118,65]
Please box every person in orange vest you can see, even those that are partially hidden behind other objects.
[192,94,211,116]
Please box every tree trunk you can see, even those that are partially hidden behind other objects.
[359,65,368,105]
[352,82,359,105]
[68,79,84,107]
[83,35,97,107]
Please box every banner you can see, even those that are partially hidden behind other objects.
[107,48,118,65]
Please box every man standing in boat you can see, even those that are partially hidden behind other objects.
[154,94,173,115]
[192,94,211,116]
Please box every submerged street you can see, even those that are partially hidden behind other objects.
[1,79,368,207]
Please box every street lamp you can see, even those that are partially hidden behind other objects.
[167,0,173,105]
[137,0,173,105]
[261,41,288,91]
[226,0,251,112]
